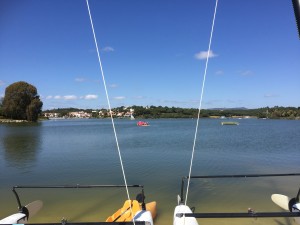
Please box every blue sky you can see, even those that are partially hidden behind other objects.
[0,0,299,110]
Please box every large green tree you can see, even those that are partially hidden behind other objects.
[2,81,43,121]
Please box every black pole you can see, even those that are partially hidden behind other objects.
[141,186,146,210]
[12,187,22,209]
[180,177,185,204]
[24,223,146,225]
[182,173,300,179]
[13,184,143,189]
[12,184,144,212]
[176,212,300,218]
[292,0,300,38]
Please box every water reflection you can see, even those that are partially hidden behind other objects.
[2,123,41,170]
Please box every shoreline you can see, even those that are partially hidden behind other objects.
[1,117,299,123]
[0,119,28,123]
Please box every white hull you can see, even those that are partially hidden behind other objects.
[133,210,153,225]
[173,204,199,225]
[0,213,28,224]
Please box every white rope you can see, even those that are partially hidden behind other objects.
[85,0,135,223]
[185,0,219,205]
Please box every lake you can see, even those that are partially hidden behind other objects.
[1,118,300,225]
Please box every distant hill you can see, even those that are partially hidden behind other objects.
[41,106,300,120]
[207,107,248,110]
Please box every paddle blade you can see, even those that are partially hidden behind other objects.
[26,200,43,218]
[271,194,290,211]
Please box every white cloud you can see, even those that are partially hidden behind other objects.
[134,96,145,99]
[264,94,279,98]
[195,50,218,60]
[94,79,101,83]
[109,84,118,88]
[84,94,98,100]
[64,95,77,100]
[102,46,114,52]
[114,96,125,100]
[0,80,5,86]
[46,94,98,101]
[75,78,86,82]
[239,70,254,76]
[215,70,224,75]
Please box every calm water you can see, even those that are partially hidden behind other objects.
[1,118,300,225]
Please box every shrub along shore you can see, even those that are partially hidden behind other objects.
[0,119,28,123]
[42,106,300,120]
[1,106,300,122]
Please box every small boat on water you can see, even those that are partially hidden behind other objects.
[221,121,239,125]
[137,121,149,126]
[130,113,135,120]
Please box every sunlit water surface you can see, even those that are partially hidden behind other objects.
[1,118,300,225]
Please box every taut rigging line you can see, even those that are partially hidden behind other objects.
[85,0,135,223]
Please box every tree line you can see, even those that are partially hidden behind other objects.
[42,105,300,120]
